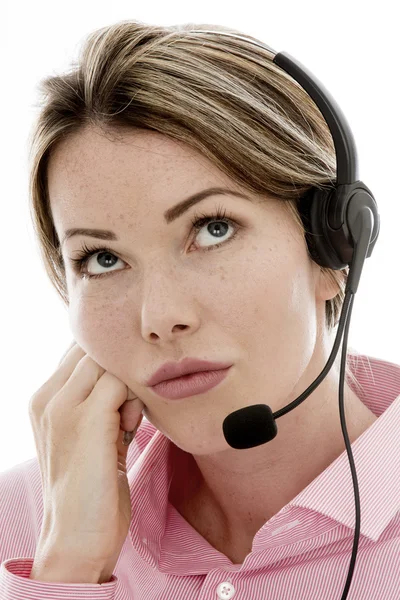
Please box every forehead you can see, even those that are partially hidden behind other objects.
[48,126,225,191]
[47,126,246,220]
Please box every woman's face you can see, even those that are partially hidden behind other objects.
[48,126,334,455]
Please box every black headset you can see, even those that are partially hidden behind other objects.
[190,30,380,600]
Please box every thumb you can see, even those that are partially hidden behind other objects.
[123,413,143,446]
[117,413,144,466]
[119,395,145,433]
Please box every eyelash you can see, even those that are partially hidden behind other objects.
[68,207,241,280]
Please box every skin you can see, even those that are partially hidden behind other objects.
[47,126,378,561]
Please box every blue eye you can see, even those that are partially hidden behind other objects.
[68,206,241,280]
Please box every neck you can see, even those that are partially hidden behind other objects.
[170,382,377,552]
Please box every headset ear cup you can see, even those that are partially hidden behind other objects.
[298,187,352,271]
[297,188,324,267]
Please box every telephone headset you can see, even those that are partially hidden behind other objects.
[188,30,380,600]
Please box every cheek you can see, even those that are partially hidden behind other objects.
[68,296,131,359]
[231,256,315,356]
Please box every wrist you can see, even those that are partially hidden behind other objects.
[30,552,105,584]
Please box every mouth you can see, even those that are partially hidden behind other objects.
[149,366,232,400]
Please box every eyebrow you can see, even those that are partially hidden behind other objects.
[61,187,251,246]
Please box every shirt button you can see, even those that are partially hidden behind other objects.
[216,581,236,599]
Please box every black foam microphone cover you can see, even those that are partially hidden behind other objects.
[222,404,278,449]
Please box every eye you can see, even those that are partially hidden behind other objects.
[69,242,125,280]
[189,206,240,252]
[68,205,242,280]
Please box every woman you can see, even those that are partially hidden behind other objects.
[1,19,399,599]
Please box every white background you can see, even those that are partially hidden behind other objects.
[2,0,399,473]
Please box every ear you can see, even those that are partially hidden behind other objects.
[314,264,346,302]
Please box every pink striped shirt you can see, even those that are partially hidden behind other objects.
[1,352,399,599]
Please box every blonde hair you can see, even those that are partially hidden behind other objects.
[27,19,365,392]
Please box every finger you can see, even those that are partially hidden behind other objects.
[119,397,145,433]
[50,343,90,389]
[34,345,102,415]
[117,416,143,464]
[30,343,88,414]
[52,355,110,410]
[121,415,143,448]
[58,340,78,366]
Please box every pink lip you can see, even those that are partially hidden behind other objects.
[150,367,232,400]
[145,357,233,387]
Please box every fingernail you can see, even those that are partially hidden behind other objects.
[122,424,139,446]
[122,431,134,446]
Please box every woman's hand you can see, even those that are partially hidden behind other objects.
[29,341,145,583]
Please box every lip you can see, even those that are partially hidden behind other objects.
[149,366,232,400]
[145,357,233,387]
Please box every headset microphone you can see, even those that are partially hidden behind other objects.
[191,30,380,600]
